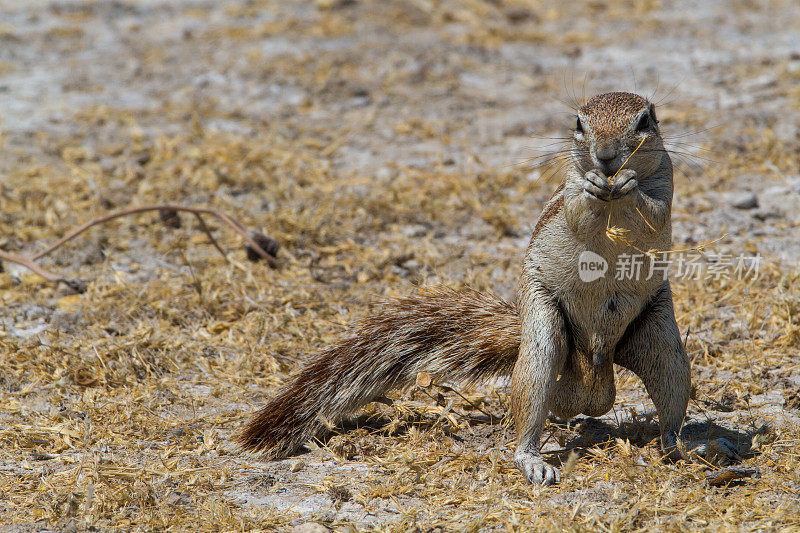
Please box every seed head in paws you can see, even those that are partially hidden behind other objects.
[610,169,639,201]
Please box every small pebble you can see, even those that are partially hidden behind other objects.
[245,231,280,262]
[706,466,760,486]
[729,192,758,210]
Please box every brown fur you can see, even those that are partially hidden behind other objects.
[238,286,520,456]
[579,92,648,139]
[530,181,565,241]
[239,91,661,461]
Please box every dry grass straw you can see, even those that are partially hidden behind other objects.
[0,105,537,531]
[604,134,648,247]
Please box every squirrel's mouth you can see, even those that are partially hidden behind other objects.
[594,161,621,177]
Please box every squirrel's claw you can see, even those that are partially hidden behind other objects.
[583,169,612,202]
[514,451,561,486]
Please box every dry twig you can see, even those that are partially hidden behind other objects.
[0,204,279,293]
[0,249,87,293]
[32,204,279,268]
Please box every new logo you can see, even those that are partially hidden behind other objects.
[578,250,607,282]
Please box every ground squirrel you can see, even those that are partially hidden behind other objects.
[238,92,738,484]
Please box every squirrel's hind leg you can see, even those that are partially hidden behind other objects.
[615,287,741,465]
[614,283,688,454]
[511,285,570,485]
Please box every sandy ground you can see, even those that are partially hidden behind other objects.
[1,0,799,531]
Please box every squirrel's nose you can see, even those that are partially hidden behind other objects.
[595,147,618,175]
[596,147,617,163]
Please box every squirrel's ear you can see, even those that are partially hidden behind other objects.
[649,103,658,123]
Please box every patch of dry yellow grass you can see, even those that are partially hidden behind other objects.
[1,119,799,531]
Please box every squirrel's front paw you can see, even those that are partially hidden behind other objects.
[609,169,638,201]
[514,450,561,485]
[583,169,612,202]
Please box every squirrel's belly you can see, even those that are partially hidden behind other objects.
[560,282,638,361]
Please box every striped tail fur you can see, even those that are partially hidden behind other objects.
[237,286,521,457]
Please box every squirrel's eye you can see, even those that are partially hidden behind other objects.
[635,114,650,132]
[575,117,584,134]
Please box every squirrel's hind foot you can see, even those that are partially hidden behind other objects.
[514,450,561,486]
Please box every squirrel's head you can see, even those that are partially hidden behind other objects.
[572,92,664,178]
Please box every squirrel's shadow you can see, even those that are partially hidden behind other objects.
[310,409,505,453]
[543,413,760,465]
[339,410,502,438]
[303,406,759,468]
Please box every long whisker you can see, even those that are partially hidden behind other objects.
[662,140,715,151]
[662,123,725,139]
[562,71,579,111]
[539,158,572,184]
[508,151,577,171]
[520,139,573,151]
[526,133,574,141]
[638,148,719,165]
[581,72,589,107]
[653,76,684,107]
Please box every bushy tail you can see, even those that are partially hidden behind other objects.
[237,286,521,457]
